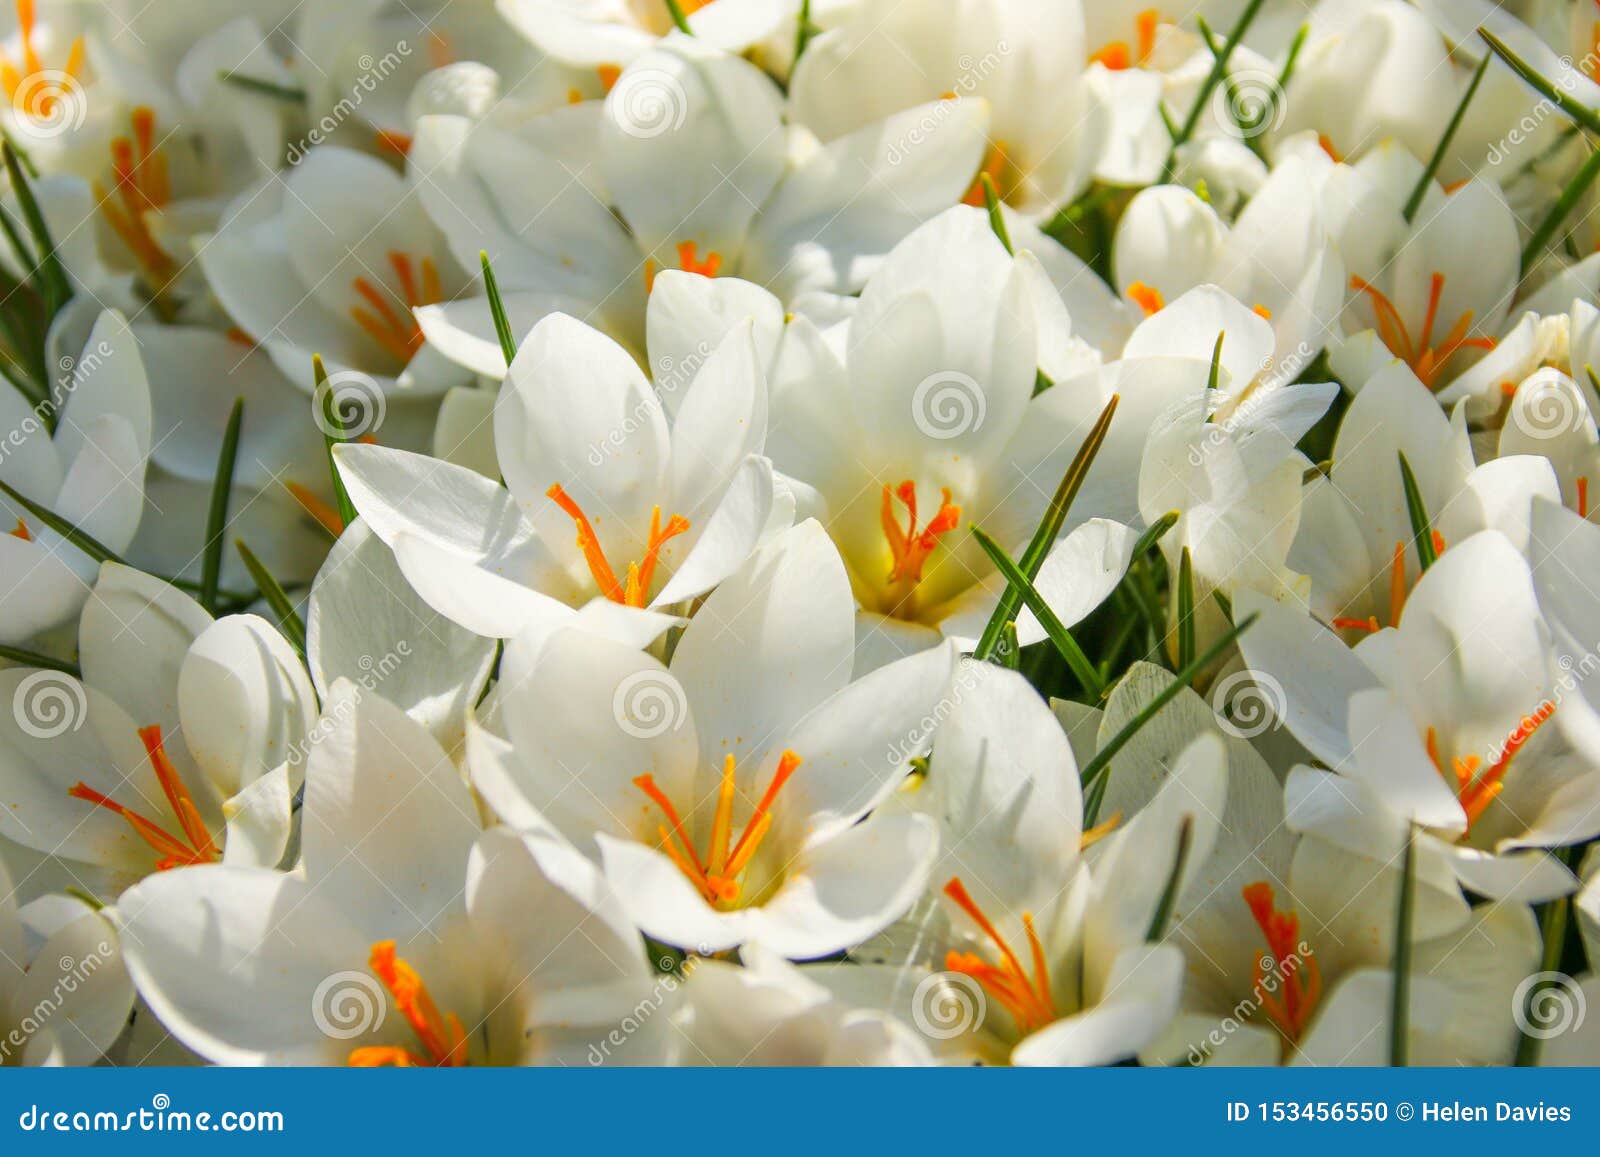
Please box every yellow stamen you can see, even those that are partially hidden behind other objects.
[546,484,689,607]
[1079,810,1122,850]
[633,751,803,907]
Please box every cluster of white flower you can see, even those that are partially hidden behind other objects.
[3,0,1600,1070]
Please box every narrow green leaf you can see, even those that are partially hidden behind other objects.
[980,173,1013,255]
[1479,30,1600,138]
[1275,23,1309,92]
[313,355,359,531]
[971,526,1105,699]
[200,398,245,614]
[1522,144,1600,272]
[1514,852,1577,1066]
[1032,367,1055,396]
[1164,0,1268,175]
[234,540,306,655]
[793,0,817,65]
[997,622,1020,670]
[1396,451,1437,572]
[217,70,307,103]
[1403,53,1490,223]
[0,643,79,676]
[479,250,518,367]
[1205,331,1225,401]
[1145,816,1194,941]
[973,395,1119,661]
[1129,510,1180,560]
[2,140,71,312]
[0,478,121,563]
[1080,612,1259,803]
[1177,547,1196,671]
[1389,823,1416,1066]
[663,0,693,34]
[1197,17,1266,159]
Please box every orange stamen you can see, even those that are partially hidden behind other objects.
[1127,281,1164,317]
[1135,8,1159,62]
[375,129,413,158]
[1349,273,1496,391]
[348,250,441,365]
[0,0,84,110]
[961,140,1010,206]
[94,107,178,288]
[285,480,344,537]
[1088,42,1131,69]
[1389,540,1407,628]
[67,725,219,870]
[675,240,722,279]
[347,941,468,1067]
[8,517,29,540]
[1425,704,1557,831]
[1241,881,1321,1043]
[597,64,621,93]
[1317,134,1342,162]
[1579,476,1589,519]
[881,481,961,588]
[1252,303,1273,320]
[546,485,689,607]
[942,877,1056,1034]
[634,751,803,907]
[1330,615,1380,634]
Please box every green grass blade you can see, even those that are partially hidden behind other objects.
[973,394,1119,661]
[1480,30,1600,136]
[313,355,358,531]
[217,70,307,102]
[200,398,245,614]
[234,540,306,655]
[1396,451,1437,572]
[1145,816,1194,941]
[1177,547,1196,670]
[479,250,518,367]
[1403,53,1490,223]
[1389,823,1416,1066]
[971,526,1106,699]
[980,173,1013,255]
[1521,144,1600,272]
[0,478,122,563]
[0,643,79,676]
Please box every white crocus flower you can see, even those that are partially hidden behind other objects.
[1238,529,1592,904]
[868,662,1223,1066]
[760,206,1137,673]
[500,0,798,69]
[410,35,987,364]
[1291,360,1559,632]
[0,564,316,893]
[470,520,955,959]
[0,860,133,1066]
[1112,159,1345,387]
[786,0,1103,219]
[336,311,780,641]
[670,942,936,1066]
[0,310,150,647]
[1327,164,1519,411]
[197,145,471,398]
[116,682,662,1065]
[1499,368,1600,526]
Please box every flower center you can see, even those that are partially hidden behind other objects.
[1349,272,1497,391]
[1088,8,1160,70]
[644,241,723,292]
[942,877,1056,1035]
[0,0,83,115]
[878,481,961,615]
[1329,533,1445,635]
[67,725,219,871]
[1425,702,1556,834]
[633,751,802,909]
[1241,881,1321,1045]
[93,106,179,289]
[347,941,469,1067]
[349,250,443,366]
[546,483,690,608]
